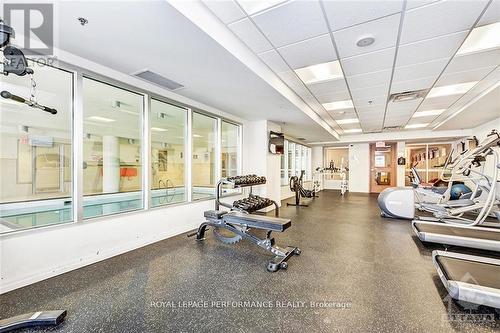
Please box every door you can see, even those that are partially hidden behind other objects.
[370,143,396,193]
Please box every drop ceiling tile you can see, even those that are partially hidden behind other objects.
[278,34,337,69]
[316,89,351,103]
[346,69,392,91]
[387,99,423,111]
[351,84,389,102]
[445,49,500,73]
[393,58,449,82]
[258,49,290,73]
[333,13,401,58]
[340,122,362,130]
[390,77,435,93]
[384,117,408,127]
[308,78,349,96]
[252,0,328,47]
[237,0,287,15]
[341,47,396,76]
[477,0,500,27]
[353,94,388,108]
[356,103,386,115]
[396,30,467,67]
[323,0,403,31]
[406,0,440,10]
[228,18,273,53]
[203,0,246,24]
[436,66,495,86]
[401,0,489,44]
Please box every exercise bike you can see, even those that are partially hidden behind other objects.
[287,170,317,207]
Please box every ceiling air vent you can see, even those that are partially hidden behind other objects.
[383,126,403,131]
[297,137,307,141]
[133,69,184,91]
[389,89,428,102]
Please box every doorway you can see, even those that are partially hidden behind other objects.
[370,143,396,193]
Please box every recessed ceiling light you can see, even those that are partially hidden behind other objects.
[356,36,375,47]
[151,127,168,132]
[86,116,116,123]
[336,118,359,124]
[344,129,362,133]
[405,123,429,129]
[412,109,445,118]
[295,60,344,85]
[323,99,353,111]
[457,22,500,56]
[427,81,478,98]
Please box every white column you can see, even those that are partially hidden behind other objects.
[102,136,120,193]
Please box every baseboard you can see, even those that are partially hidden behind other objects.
[0,222,198,294]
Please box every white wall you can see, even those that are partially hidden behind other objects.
[348,144,370,193]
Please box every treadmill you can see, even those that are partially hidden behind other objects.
[433,251,500,308]
[412,220,500,252]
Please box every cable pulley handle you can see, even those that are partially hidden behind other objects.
[1,90,57,114]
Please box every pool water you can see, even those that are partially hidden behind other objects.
[0,190,214,233]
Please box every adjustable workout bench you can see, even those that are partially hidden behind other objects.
[193,210,301,272]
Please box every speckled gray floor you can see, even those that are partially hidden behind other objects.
[1,191,499,332]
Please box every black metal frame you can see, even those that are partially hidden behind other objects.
[287,170,317,207]
[215,176,279,216]
[194,211,300,272]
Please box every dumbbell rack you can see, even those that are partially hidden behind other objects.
[215,175,279,217]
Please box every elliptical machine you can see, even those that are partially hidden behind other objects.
[287,170,317,207]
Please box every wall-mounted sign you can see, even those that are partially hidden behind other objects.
[375,141,385,148]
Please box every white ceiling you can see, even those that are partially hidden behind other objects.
[52,0,335,142]
[202,0,500,135]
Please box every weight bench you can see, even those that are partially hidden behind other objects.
[191,210,300,272]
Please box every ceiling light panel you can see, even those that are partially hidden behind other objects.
[323,0,403,31]
[151,127,168,132]
[426,81,478,98]
[228,18,273,53]
[295,60,343,85]
[322,99,353,111]
[237,0,286,15]
[412,109,445,118]
[278,33,337,69]
[396,30,468,67]
[251,0,329,47]
[457,22,500,55]
[400,0,489,44]
[332,13,401,58]
[202,0,245,24]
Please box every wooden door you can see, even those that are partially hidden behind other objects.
[370,143,396,193]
